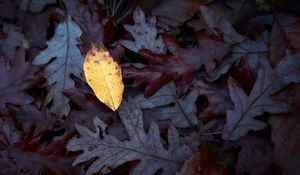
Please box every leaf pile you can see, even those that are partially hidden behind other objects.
[1,0,300,175]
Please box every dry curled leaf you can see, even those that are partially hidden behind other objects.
[84,45,124,111]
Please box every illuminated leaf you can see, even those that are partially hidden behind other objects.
[84,45,124,111]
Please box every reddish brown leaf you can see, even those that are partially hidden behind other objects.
[123,32,230,97]
[230,58,255,95]
[0,117,83,175]
[178,144,227,175]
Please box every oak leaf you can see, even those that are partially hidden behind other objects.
[67,102,193,175]
[200,5,245,44]
[223,53,300,140]
[123,32,230,97]
[33,15,84,117]
[0,49,44,113]
[120,7,165,54]
[133,82,198,128]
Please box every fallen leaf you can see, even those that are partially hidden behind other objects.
[120,7,166,54]
[33,15,84,117]
[225,136,274,175]
[67,101,193,175]
[0,117,83,175]
[63,0,104,45]
[177,144,227,175]
[223,53,300,140]
[0,49,44,113]
[63,88,114,134]
[7,104,59,138]
[0,22,26,63]
[123,32,230,97]
[20,0,56,13]
[22,10,50,49]
[152,0,212,28]
[84,45,124,111]
[133,81,198,128]
[269,84,300,175]
[194,79,232,121]
[209,32,269,81]
[269,14,300,65]
[200,5,245,44]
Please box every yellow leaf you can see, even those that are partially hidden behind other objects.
[84,45,124,111]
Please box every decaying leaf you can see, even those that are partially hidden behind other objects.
[84,45,124,111]
[133,82,198,128]
[120,7,165,54]
[67,102,193,175]
[33,15,84,117]
[223,53,300,140]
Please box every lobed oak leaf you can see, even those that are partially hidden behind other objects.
[120,7,165,54]
[67,101,193,175]
[123,32,230,97]
[0,49,44,113]
[133,81,198,128]
[33,15,84,117]
[223,53,300,140]
[209,32,269,81]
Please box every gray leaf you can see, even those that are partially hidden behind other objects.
[33,16,84,117]
[67,102,193,175]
